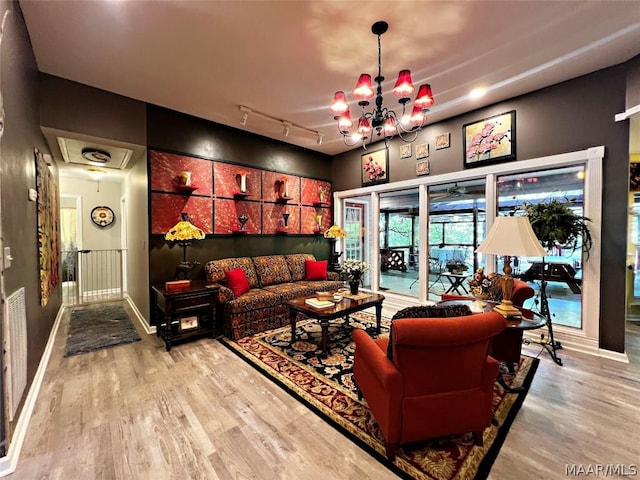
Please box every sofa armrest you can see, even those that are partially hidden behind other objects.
[327,271,340,281]
[207,283,235,303]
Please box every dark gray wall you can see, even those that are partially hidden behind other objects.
[626,54,640,108]
[332,64,630,352]
[40,74,147,145]
[0,0,60,446]
[146,106,334,288]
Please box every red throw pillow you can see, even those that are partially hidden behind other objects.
[305,260,328,281]
[225,268,250,297]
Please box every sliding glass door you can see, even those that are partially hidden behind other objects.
[496,167,585,328]
[427,180,486,300]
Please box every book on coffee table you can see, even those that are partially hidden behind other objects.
[305,298,334,308]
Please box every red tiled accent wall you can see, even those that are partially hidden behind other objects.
[150,149,332,236]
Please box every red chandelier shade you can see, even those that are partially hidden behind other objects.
[414,84,434,108]
[384,117,397,137]
[338,108,353,131]
[357,116,372,136]
[410,105,426,127]
[392,70,415,97]
[353,74,374,100]
[330,91,349,115]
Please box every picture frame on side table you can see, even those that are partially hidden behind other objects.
[463,110,516,169]
[361,148,389,186]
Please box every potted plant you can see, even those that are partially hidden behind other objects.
[340,259,370,295]
[445,259,469,274]
[521,199,592,258]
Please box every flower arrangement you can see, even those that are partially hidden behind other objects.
[467,268,494,299]
[340,259,370,282]
[445,259,469,273]
[363,156,386,181]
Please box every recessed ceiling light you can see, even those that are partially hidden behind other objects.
[469,88,486,99]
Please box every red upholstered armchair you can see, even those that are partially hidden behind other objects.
[352,311,506,460]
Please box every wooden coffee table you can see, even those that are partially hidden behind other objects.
[287,292,385,355]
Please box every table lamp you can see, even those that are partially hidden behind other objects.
[164,212,205,279]
[476,216,546,317]
[324,224,347,272]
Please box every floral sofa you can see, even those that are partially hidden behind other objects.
[204,254,343,339]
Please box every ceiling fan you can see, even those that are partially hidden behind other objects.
[430,183,474,200]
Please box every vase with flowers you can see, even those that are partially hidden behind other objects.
[467,268,498,311]
[340,259,370,295]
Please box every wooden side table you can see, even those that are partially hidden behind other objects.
[152,280,220,351]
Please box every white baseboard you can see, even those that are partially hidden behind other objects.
[0,305,65,477]
[124,295,155,335]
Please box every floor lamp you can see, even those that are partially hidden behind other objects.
[476,217,563,365]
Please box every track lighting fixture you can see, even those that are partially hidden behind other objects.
[238,105,321,146]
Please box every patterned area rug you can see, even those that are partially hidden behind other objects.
[221,312,538,480]
[65,304,141,357]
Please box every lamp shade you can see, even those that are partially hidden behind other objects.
[414,84,434,108]
[330,91,349,115]
[353,74,374,100]
[392,69,414,97]
[324,224,347,239]
[476,216,546,257]
[164,213,205,243]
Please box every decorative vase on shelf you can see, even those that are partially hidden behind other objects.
[349,280,360,295]
[238,214,249,231]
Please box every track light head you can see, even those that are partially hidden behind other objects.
[239,105,252,126]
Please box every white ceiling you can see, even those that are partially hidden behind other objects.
[19,0,640,161]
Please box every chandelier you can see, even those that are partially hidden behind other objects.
[330,21,434,149]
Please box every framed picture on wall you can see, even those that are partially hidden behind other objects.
[435,133,450,150]
[399,144,412,159]
[416,160,430,176]
[361,148,389,186]
[463,110,516,168]
[416,143,429,159]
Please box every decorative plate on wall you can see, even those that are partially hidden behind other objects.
[91,206,115,227]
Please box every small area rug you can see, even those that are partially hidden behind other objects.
[221,312,538,480]
[65,304,141,357]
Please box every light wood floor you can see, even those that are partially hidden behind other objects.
[7,303,640,480]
